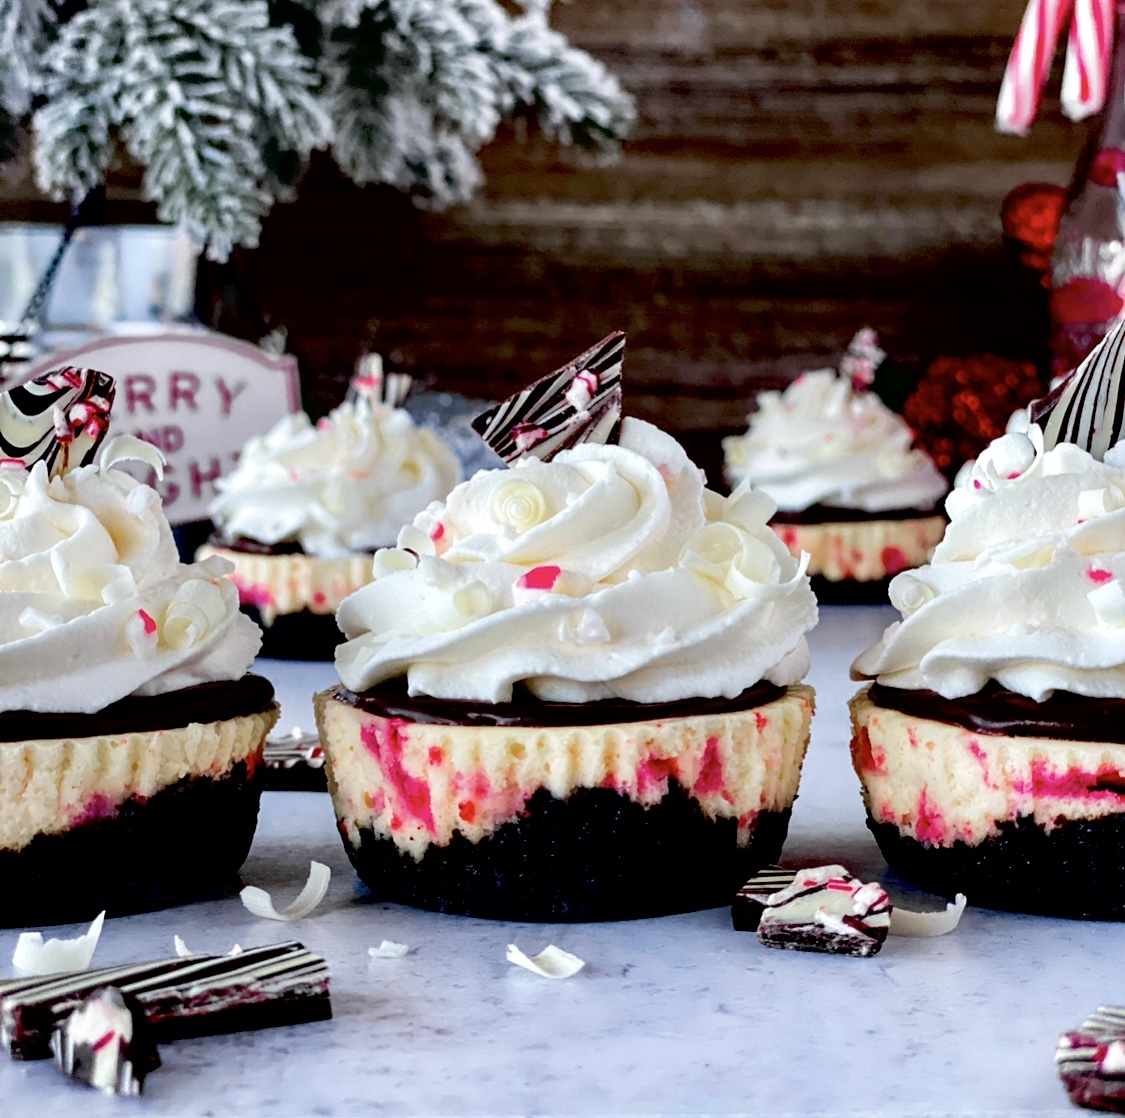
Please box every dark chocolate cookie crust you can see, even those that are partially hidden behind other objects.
[341,779,792,922]
[867,813,1125,920]
[809,574,893,604]
[1,761,263,928]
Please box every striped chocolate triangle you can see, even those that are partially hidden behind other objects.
[472,332,625,463]
[0,939,330,1060]
[0,366,115,476]
[1032,316,1125,460]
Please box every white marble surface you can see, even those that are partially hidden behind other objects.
[0,607,1116,1116]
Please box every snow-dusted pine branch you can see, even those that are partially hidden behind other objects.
[33,0,328,260]
[11,0,633,258]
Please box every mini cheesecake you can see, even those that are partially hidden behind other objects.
[1,676,278,926]
[771,507,945,603]
[200,537,373,660]
[850,683,1125,918]
[316,680,814,922]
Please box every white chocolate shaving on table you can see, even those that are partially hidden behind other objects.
[506,943,585,979]
[173,936,243,958]
[368,941,410,959]
[890,893,967,937]
[240,861,331,921]
[12,911,105,977]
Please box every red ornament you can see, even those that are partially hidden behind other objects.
[1089,148,1125,188]
[1050,276,1125,326]
[1001,182,1066,263]
[902,354,1044,477]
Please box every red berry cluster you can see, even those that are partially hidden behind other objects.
[902,354,1044,477]
[1001,182,1066,282]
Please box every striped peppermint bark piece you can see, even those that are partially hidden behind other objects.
[0,366,115,476]
[50,986,160,1096]
[1061,0,1113,123]
[1032,315,1125,460]
[1057,1006,1125,1110]
[996,0,1075,135]
[0,940,330,1060]
[732,865,798,931]
[472,332,625,463]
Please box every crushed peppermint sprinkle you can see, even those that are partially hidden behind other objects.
[518,565,561,592]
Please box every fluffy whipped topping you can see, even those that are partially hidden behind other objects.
[336,418,817,704]
[0,438,261,714]
[853,425,1125,701]
[209,396,462,558]
[722,370,947,513]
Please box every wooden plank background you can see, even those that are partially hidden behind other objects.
[2,0,1091,475]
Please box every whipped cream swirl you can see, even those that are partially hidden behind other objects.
[336,419,817,703]
[209,397,461,558]
[0,438,261,714]
[853,426,1125,701]
[723,370,947,513]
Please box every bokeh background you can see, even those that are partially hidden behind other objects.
[0,0,1085,468]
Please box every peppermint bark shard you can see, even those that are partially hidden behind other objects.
[0,940,330,1060]
[732,865,797,931]
[1032,316,1125,460]
[50,986,160,1096]
[1058,1007,1125,1113]
[745,865,891,957]
[0,366,115,476]
[472,332,625,463]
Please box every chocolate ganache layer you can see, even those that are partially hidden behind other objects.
[769,504,942,525]
[0,675,275,743]
[869,681,1125,744]
[337,677,786,728]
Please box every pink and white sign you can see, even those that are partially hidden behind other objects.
[24,331,301,524]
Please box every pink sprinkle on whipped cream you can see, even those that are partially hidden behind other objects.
[1089,568,1114,585]
[138,609,157,636]
[518,565,561,591]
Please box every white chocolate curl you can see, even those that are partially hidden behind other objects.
[854,426,1125,701]
[335,419,818,703]
[208,396,461,557]
[0,438,260,713]
[722,370,947,513]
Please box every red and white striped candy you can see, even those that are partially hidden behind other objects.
[1062,0,1114,121]
[997,0,1076,135]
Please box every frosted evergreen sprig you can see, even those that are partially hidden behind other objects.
[33,0,328,260]
[0,0,55,112]
[12,0,633,259]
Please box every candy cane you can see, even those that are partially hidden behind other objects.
[997,0,1076,135]
[1062,0,1114,120]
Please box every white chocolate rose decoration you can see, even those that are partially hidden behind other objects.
[336,419,818,703]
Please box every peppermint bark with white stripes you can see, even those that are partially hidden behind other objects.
[732,865,797,931]
[750,865,892,957]
[0,366,115,476]
[0,940,330,1060]
[472,332,624,463]
[1057,1005,1125,1112]
[50,986,160,1096]
[1033,316,1125,460]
